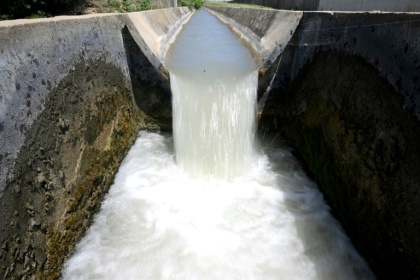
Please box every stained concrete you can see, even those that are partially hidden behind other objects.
[207,6,420,278]
[209,7,420,279]
[0,8,191,279]
[207,7,420,123]
[0,7,191,199]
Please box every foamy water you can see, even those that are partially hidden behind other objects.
[62,132,374,279]
[61,10,375,280]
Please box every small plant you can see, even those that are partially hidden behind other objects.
[122,0,131,10]
[107,0,121,9]
[138,0,151,11]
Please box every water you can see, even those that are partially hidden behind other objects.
[166,10,258,179]
[61,10,375,280]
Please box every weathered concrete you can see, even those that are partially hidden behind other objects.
[207,6,420,279]
[206,6,303,70]
[231,0,420,12]
[124,8,192,129]
[126,8,192,70]
[0,8,191,279]
[257,10,420,280]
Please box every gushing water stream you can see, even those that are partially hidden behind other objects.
[62,10,375,279]
[167,10,258,179]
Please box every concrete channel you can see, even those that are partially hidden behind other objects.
[0,4,419,279]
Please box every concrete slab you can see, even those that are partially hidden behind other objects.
[206,6,303,69]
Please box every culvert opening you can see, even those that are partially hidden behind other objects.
[62,10,374,279]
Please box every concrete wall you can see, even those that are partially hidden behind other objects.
[231,0,319,10]
[264,13,420,279]
[207,6,420,279]
[318,0,420,12]
[206,7,303,69]
[0,8,191,279]
[231,0,420,12]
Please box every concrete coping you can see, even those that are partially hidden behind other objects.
[0,8,194,72]
[206,6,303,70]
[125,7,193,69]
[0,13,119,27]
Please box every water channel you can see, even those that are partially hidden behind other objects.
[61,10,375,279]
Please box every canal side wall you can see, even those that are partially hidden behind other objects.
[1,6,419,280]
[216,6,420,279]
[206,7,303,70]
[0,8,190,279]
[208,6,420,279]
[230,0,420,12]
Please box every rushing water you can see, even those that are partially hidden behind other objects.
[62,10,375,280]
[166,10,258,179]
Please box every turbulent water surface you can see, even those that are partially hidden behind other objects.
[62,10,374,280]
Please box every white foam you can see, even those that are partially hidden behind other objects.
[62,10,374,280]
[62,132,374,280]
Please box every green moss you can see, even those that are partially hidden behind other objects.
[299,128,335,197]
[44,85,142,280]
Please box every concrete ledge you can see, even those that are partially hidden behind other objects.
[125,7,193,69]
[206,6,302,70]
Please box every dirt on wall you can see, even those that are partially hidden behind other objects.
[0,59,158,280]
[259,52,420,279]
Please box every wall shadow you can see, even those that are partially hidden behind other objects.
[122,26,173,131]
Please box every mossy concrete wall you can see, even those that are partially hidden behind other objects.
[261,11,420,280]
[209,7,420,279]
[0,8,191,279]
